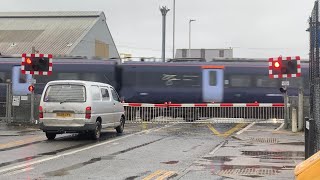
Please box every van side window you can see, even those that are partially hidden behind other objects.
[111,88,120,102]
[101,88,110,101]
[91,86,101,101]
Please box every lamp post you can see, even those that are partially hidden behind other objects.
[189,19,195,57]
[160,6,170,62]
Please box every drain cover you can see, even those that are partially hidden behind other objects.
[217,168,278,176]
[250,137,279,143]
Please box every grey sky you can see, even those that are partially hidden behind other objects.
[0,0,315,59]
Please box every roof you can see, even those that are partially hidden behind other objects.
[0,11,104,55]
[47,80,112,87]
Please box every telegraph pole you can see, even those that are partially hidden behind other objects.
[160,6,170,62]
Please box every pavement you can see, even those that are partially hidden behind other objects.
[183,122,305,180]
[0,122,40,136]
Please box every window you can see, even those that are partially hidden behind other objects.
[19,70,27,83]
[44,84,86,102]
[256,76,278,88]
[0,72,5,83]
[230,75,251,87]
[101,87,110,101]
[57,73,80,80]
[91,86,101,101]
[111,88,120,102]
[209,71,217,86]
[219,50,224,57]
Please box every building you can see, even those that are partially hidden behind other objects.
[0,11,119,59]
[175,48,233,61]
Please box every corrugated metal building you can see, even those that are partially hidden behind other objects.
[0,11,119,59]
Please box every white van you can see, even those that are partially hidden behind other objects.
[39,80,125,140]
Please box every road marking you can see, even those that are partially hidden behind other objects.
[3,167,34,176]
[155,171,176,180]
[142,122,148,130]
[236,122,255,135]
[143,170,176,180]
[143,170,166,180]
[0,124,175,174]
[222,123,246,137]
[274,123,284,131]
[209,140,227,155]
[207,124,222,136]
[0,136,45,150]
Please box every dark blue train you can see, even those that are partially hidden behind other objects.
[0,56,309,104]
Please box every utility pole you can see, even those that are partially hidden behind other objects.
[172,0,176,59]
[188,19,195,57]
[160,6,170,62]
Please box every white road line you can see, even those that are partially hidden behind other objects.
[274,123,284,131]
[236,122,255,135]
[3,167,34,176]
[209,141,226,155]
[0,124,175,175]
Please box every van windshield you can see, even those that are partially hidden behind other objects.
[44,84,86,103]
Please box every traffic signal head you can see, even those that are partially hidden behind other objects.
[24,57,49,71]
[28,85,35,92]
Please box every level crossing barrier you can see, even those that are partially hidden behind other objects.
[123,102,287,123]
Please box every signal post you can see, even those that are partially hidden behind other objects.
[269,56,301,129]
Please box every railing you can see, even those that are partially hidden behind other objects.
[123,103,287,123]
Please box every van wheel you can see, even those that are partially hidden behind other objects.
[116,117,125,134]
[46,132,56,140]
[91,121,101,140]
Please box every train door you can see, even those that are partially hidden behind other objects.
[12,66,32,95]
[202,68,224,102]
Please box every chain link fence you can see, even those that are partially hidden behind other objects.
[309,0,320,154]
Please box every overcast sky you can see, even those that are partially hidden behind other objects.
[0,0,316,59]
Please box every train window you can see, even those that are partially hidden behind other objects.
[0,72,5,83]
[288,78,303,88]
[230,75,251,87]
[256,76,278,88]
[81,73,97,82]
[19,72,27,83]
[209,71,217,86]
[57,73,80,80]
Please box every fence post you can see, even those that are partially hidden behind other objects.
[292,108,297,132]
[298,88,304,131]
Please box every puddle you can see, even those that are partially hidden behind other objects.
[161,161,179,164]
[125,176,139,180]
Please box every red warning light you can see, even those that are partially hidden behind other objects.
[274,61,280,68]
[26,58,32,64]
[28,85,35,92]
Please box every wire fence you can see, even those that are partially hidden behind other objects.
[308,0,320,154]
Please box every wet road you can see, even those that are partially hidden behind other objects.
[0,123,245,179]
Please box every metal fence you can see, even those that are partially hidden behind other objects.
[0,83,9,122]
[124,103,286,123]
[309,1,320,153]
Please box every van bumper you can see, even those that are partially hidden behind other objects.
[39,122,96,134]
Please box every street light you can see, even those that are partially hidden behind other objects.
[189,19,196,58]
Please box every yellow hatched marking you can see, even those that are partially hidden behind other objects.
[155,171,176,180]
[222,123,247,137]
[143,170,166,180]
[207,124,222,137]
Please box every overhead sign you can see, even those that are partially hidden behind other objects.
[21,53,53,75]
[269,56,301,79]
